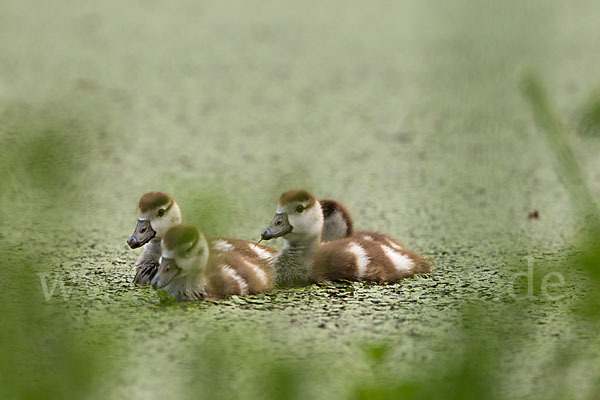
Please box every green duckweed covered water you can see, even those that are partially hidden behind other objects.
[1,1,600,399]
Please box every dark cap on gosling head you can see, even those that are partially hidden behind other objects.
[138,192,173,212]
[278,190,317,207]
[162,224,200,251]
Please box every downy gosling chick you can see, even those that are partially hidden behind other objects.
[260,190,432,286]
[127,192,182,285]
[151,224,275,301]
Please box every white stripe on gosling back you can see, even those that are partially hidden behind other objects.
[252,245,273,261]
[386,238,404,251]
[213,240,235,252]
[380,244,413,273]
[244,260,268,286]
[347,242,370,278]
[221,265,249,295]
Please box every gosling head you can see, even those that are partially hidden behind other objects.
[261,189,324,242]
[127,191,182,249]
[151,224,209,289]
[320,199,354,241]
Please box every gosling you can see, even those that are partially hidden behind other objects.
[151,224,275,301]
[260,190,432,286]
[127,192,182,285]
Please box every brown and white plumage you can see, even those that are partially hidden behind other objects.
[211,238,277,263]
[152,224,275,301]
[312,235,432,282]
[260,190,432,286]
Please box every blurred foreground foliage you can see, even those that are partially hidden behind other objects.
[577,90,600,137]
[182,328,320,400]
[0,105,116,400]
[521,74,600,285]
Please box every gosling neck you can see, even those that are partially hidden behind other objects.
[275,232,321,286]
[166,269,206,301]
[144,237,162,255]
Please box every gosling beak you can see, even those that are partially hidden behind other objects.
[127,219,156,249]
[152,258,179,289]
[261,213,292,240]
[150,274,160,289]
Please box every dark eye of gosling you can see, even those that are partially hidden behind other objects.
[157,209,165,217]
[295,205,304,213]
[140,227,147,234]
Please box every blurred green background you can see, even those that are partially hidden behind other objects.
[1,0,599,399]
